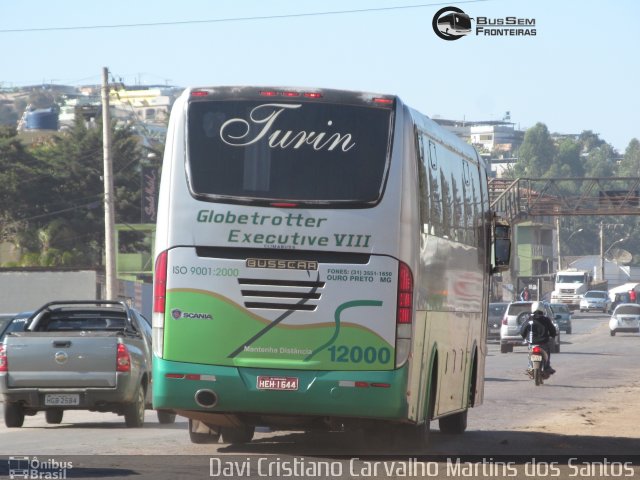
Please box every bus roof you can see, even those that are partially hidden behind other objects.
[182,85,397,108]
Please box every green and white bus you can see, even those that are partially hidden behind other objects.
[152,86,509,445]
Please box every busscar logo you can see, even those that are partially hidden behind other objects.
[246,258,319,271]
[433,7,472,41]
[433,6,537,40]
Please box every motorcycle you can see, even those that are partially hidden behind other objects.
[528,344,549,386]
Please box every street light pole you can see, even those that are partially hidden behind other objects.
[601,229,626,283]
[556,218,583,271]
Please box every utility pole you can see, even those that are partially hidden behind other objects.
[102,67,117,299]
[600,222,605,282]
[556,217,561,271]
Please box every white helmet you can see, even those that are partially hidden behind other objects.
[530,301,543,314]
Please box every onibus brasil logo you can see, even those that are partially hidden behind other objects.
[7,456,72,479]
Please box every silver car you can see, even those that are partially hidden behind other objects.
[499,301,561,353]
[579,290,611,313]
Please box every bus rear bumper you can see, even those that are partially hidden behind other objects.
[152,357,409,422]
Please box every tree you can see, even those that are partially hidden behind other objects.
[0,117,144,267]
[551,138,584,178]
[513,123,556,177]
[0,126,54,244]
[582,143,616,178]
[617,138,640,176]
[578,130,605,153]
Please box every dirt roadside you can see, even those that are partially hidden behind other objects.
[517,379,640,438]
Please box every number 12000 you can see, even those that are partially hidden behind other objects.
[328,345,391,364]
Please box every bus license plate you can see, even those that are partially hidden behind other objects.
[530,355,542,362]
[257,376,299,391]
[45,394,80,406]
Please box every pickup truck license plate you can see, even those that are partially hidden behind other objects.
[530,354,543,362]
[45,394,80,406]
[257,376,298,391]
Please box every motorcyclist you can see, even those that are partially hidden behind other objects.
[519,301,557,377]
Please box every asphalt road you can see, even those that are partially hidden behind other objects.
[0,311,638,479]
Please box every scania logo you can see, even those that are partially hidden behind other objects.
[171,309,213,320]
[54,351,68,364]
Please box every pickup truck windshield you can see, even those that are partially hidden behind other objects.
[36,312,127,331]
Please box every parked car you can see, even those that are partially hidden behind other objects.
[0,300,176,428]
[549,303,572,334]
[579,290,611,313]
[0,312,32,342]
[609,303,640,336]
[499,301,561,354]
[488,302,508,340]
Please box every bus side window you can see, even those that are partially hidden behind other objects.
[417,133,429,232]
[428,141,443,237]
[439,149,454,240]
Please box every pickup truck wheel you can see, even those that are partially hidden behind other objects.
[4,403,25,428]
[124,385,146,428]
[157,410,177,424]
[45,409,64,424]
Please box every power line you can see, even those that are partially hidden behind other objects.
[3,199,102,228]
[0,1,488,33]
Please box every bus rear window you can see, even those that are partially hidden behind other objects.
[187,100,392,205]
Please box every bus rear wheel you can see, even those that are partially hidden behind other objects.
[221,424,255,444]
[439,410,468,434]
[189,419,221,444]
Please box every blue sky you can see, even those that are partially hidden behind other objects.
[1,0,637,152]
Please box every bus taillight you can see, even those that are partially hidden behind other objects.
[153,250,168,358]
[395,262,413,367]
[397,262,413,325]
[153,250,168,314]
